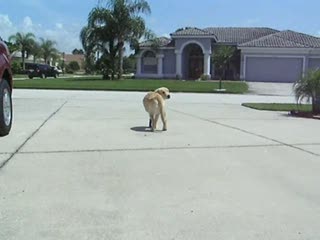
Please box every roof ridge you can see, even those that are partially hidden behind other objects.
[203,26,279,30]
[272,34,309,47]
[239,31,280,45]
[274,30,315,48]
[171,27,213,35]
[285,29,320,39]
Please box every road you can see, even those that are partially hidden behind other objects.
[1,89,319,240]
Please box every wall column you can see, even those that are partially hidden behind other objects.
[175,50,182,78]
[204,52,211,78]
[157,54,164,78]
[136,56,142,75]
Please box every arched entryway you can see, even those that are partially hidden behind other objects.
[182,43,204,80]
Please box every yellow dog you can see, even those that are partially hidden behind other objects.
[143,87,171,131]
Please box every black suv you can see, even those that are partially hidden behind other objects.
[28,64,59,79]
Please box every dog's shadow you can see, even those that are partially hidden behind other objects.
[130,126,152,132]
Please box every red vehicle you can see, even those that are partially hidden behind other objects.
[0,37,13,136]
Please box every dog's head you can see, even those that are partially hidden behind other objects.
[155,87,171,100]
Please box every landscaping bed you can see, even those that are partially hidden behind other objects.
[242,103,319,120]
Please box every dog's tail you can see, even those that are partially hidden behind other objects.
[144,92,165,113]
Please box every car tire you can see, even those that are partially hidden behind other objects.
[29,75,33,79]
[0,80,13,136]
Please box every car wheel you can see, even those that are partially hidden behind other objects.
[29,75,33,79]
[0,80,13,136]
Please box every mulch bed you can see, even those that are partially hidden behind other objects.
[289,110,320,120]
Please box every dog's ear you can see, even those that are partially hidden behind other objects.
[155,87,165,95]
[155,88,162,93]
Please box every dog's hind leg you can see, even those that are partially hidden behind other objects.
[149,118,152,128]
[154,114,160,130]
[160,109,167,131]
[149,114,155,131]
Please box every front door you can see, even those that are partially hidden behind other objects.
[188,57,203,79]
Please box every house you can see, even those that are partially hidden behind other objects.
[64,54,85,71]
[136,27,320,82]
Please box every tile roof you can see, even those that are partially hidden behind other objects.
[139,28,320,49]
[139,37,173,47]
[171,27,214,37]
[204,27,279,44]
[239,30,320,48]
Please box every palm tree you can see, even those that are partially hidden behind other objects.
[30,41,42,63]
[39,38,58,64]
[99,0,151,79]
[85,8,119,79]
[294,69,320,114]
[80,26,97,74]
[8,32,35,69]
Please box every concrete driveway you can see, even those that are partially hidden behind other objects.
[1,90,319,240]
[247,82,295,96]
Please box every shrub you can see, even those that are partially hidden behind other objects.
[11,61,22,74]
[294,69,320,114]
[68,61,80,72]
[200,74,210,81]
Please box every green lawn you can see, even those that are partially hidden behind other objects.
[242,103,312,112]
[13,78,248,94]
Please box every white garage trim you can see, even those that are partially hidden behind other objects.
[243,55,306,80]
[239,47,311,54]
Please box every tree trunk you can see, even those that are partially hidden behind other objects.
[118,41,124,79]
[223,68,226,81]
[111,57,115,80]
[312,97,320,114]
[22,51,25,70]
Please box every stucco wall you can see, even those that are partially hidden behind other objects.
[308,58,320,70]
[163,49,176,75]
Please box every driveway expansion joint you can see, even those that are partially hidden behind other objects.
[16,143,284,155]
[0,101,68,170]
[170,108,320,157]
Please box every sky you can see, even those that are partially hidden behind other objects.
[0,0,319,54]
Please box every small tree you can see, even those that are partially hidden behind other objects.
[294,69,320,114]
[212,45,236,89]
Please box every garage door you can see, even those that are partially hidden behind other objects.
[309,58,320,70]
[245,57,303,82]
